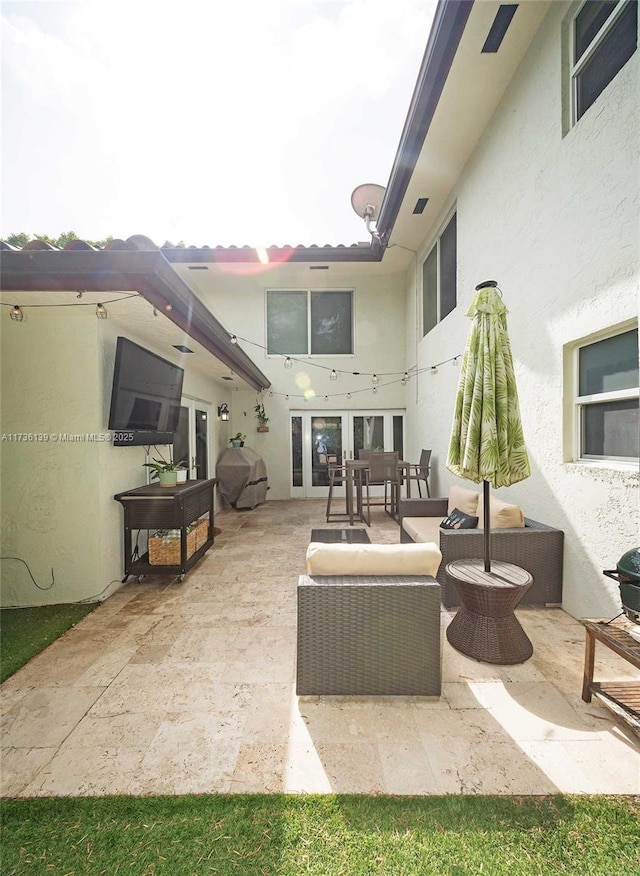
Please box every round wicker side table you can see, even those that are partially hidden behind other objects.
[445,559,534,664]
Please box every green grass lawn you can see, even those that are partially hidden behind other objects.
[0,602,97,682]
[1,794,638,875]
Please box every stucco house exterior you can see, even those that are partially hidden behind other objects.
[1,0,638,619]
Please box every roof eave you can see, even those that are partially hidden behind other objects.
[0,249,271,392]
[162,242,384,264]
[376,0,474,244]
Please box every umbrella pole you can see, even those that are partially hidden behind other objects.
[483,480,491,572]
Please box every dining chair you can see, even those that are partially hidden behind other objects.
[406,448,432,498]
[363,451,401,523]
[325,454,352,522]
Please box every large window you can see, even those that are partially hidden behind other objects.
[422,212,457,336]
[574,326,639,461]
[570,0,637,124]
[266,289,353,356]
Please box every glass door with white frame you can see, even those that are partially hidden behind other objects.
[289,410,404,498]
[173,398,212,480]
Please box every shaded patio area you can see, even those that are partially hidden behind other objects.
[1,499,638,797]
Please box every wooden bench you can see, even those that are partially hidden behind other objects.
[581,620,640,738]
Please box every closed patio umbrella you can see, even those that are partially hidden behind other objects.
[446,280,530,572]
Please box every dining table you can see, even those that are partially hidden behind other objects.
[344,457,414,525]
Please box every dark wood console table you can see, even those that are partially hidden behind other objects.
[581,620,640,738]
[114,478,216,581]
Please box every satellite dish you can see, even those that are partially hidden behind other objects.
[350,183,386,221]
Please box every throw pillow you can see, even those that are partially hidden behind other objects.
[440,508,479,530]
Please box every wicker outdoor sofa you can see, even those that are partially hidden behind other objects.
[297,542,442,696]
[399,488,564,609]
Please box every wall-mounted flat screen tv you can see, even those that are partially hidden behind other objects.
[108,337,184,446]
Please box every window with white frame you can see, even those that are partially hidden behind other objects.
[574,326,639,461]
[569,0,637,125]
[266,289,353,356]
[422,212,456,337]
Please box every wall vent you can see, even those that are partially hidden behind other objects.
[481,4,518,53]
[413,197,429,214]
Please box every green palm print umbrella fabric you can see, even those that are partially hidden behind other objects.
[447,286,530,489]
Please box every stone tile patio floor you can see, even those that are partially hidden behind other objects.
[1,499,639,797]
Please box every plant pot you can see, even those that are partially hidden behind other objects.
[231,441,244,448]
[158,471,178,487]
[176,469,187,484]
[257,425,269,433]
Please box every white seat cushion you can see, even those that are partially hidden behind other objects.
[306,541,442,577]
[401,516,443,545]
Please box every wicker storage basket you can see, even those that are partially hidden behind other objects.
[194,516,209,549]
[148,517,208,566]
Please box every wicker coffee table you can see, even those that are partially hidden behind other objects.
[310,529,371,544]
[445,559,534,664]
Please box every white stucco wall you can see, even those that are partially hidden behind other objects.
[1,309,232,606]
[182,265,407,499]
[1,307,105,606]
[404,2,639,618]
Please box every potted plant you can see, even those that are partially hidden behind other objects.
[254,402,270,433]
[230,432,246,448]
[143,453,181,487]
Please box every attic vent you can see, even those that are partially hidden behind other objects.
[309,265,329,270]
[221,375,234,381]
[482,4,518,53]
[188,265,209,270]
[413,198,429,214]
[173,345,193,353]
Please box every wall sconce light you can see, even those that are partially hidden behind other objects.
[10,305,24,322]
[218,403,230,421]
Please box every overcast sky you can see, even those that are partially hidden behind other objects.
[1,0,436,247]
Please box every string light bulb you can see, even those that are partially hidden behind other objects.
[430,366,438,375]
[372,386,377,394]
[401,372,409,386]
[230,334,238,344]
[284,357,293,369]
[372,374,379,385]
[95,303,108,319]
[346,392,351,400]
[10,305,24,322]
[329,369,337,381]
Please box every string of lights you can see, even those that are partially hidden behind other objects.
[2,293,139,321]
[229,331,460,384]
[2,295,462,399]
[230,325,462,400]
